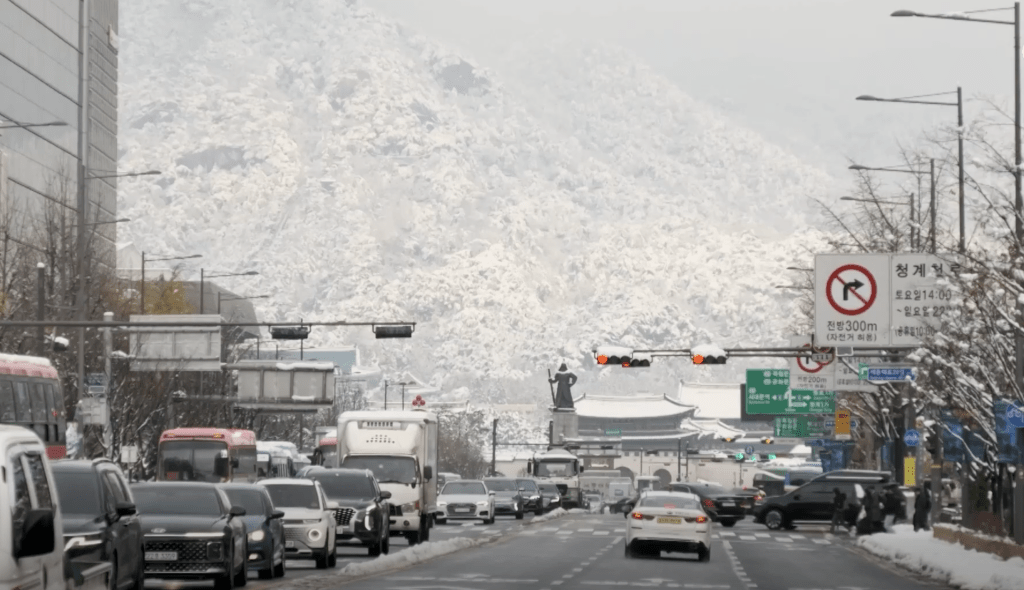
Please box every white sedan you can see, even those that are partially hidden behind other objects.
[436,480,495,524]
[625,491,712,561]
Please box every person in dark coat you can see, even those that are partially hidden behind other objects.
[857,488,877,536]
[882,485,900,532]
[549,363,578,409]
[913,485,932,531]
[830,487,848,533]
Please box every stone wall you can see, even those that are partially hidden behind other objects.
[933,523,1024,561]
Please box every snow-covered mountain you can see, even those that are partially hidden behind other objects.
[118,0,832,401]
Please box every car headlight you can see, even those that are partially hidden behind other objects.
[530,495,540,501]
[302,519,321,524]
[401,501,419,513]
[307,528,322,541]
[476,500,489,507]
[437,501,448,509]
[513,503,519,510]
[248,530,265,542]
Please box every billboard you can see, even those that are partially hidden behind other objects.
[233,360,336,411]
[129,314,222,371]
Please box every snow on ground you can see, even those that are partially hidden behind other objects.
[857,524,1024,590]
[278,537,486,590]
[527,508,569,525]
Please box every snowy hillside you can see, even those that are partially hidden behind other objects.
[118,0,832,401]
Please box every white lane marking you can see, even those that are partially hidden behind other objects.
[753,533,771,538]
[739,535,757,540]
[789,534,805,539]
[812,539,831,545]
[777,537,793,543]
[718,531,737,537]
[552,582,563,586]
[594,531,610,536]
[580,528,594,531]
[557,531,573,535]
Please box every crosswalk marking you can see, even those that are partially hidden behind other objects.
[777,537,793,543]
[753,533,771,538]
[593,531,610,535]
[739,535,757,540]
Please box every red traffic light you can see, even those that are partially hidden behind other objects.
[692,353,726,365]
[597,355,609,365]
[411,395,426,408]
[693,354,705,364]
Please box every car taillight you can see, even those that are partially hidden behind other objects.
[631,512,644,520]
[696,516,708,523]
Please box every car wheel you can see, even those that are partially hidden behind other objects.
[515,510,524,520]
[328,542,337,568]
[382,532,390,555]
[108,556,117,590]
[720,519,737,528]
[697,545,711,562]
[273,551,286,578]
[437,517,447,525]
[130,550,145,590]
[314,548,329,569]
[764,508,785,531]
[214,550,235,590]
[234,548,248,587]
[534,508,544,516]
[369,536,382,557]
[624,541,635,558]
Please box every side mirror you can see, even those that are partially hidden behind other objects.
[229,506,246,518]
[380,491,392,500]
[423,466,433,481]
[488,491,496,496]
[231,457,240,469]
[116,502,137,518]
[519,488,527,492]
[326,501,340,510]
[214,455,230,478]
[792,495,801,501]
[270,510,285,520]
[15,509,55,558]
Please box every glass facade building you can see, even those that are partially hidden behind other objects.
[0,0,119,266]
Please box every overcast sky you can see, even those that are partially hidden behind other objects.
[367,0,1011,180]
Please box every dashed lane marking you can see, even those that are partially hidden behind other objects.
[739,535,757,540]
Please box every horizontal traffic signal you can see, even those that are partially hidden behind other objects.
[720,436,738,443]
[761,437,774,444]
[373,325,414,339]
[594,348,651,368]
[692,353,727,365]
[270,326,310,340]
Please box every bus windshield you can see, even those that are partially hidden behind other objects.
[341,456,417,484]
[160,440,229,483]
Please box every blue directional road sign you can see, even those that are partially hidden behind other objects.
[904,429,920,447]
[1006,402,1024,428]
[744,445,754,455]
[863,366,916,381]
[824,418,859,429]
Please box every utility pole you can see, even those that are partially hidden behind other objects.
[102,312,112,455]
[36,264,45,356]
[677,438,682,481]
[491,419,498,476]
[75,0,92,459]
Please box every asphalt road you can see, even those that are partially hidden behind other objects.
[145,513,953,590]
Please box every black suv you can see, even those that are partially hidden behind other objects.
[302,468,392,556]
[132,482,248,590]
[515,478,544,515]
[754,480,865,530]
[220,484,286,579]
[668,482,748,527]
[52,459,144,590]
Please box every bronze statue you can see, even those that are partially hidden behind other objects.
[548,363,577,409]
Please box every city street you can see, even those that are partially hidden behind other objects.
[142,513,954,590]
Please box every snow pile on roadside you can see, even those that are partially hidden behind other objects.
[277,537,486,589]
[857,525,1024,590]
[568,508,589,514]
[528,508,568,524]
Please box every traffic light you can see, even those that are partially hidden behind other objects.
[373,325,414,339]
[733,453,745,462]
[720,436,739,443]
[691,345,727,364]
[761,437,775,444]
[271,326,310,340]
[593,347,651,367]
[768,454,777,460]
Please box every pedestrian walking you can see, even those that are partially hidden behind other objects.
[830,487,848,534]
[913,485,932,531]
[856,488,876,536]
[882,485,899,532]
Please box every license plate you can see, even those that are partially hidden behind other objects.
[656,517,682,525]
[720,501,735,507]
[455,508,471,513]
[285,541,295,548]
[145,552,177,561]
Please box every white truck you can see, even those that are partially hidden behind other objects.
[336,410,438,544]
[527,448,584,509]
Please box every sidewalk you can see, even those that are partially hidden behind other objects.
[857,524,1024,590]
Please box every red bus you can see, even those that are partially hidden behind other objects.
[157,428,258,482]
[311,436,337,468]
[0,353,66,459]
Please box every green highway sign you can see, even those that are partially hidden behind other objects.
[745,369,836,415]
[604,429,622,436]
[774,416,829,438]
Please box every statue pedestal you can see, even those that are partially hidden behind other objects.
[551,408,578,444]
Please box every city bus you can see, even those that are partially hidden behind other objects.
[157,428,258,482]
[0,353,66,459]
[310,436,337,467]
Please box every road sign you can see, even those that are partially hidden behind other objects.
[904,429,920,447]
[834,409,852,441]
[85,373,109,397]
[120,445,139,463]
[788,336,835,391]
[815,254,891,346]
[1005,401,1024,428]
[604,429,622,436]
[746,370,835,415]
[860,365,916,381]
[823,418,858,429]
[774,416,829,438]
[903,457,915,486]
[744,445,755,455]
[891,254,961,346]
[807,439,825,447]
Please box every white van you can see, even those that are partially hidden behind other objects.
[0,424,65,590]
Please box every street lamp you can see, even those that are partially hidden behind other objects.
[840,196,913,207]
[86,170,161,180]
[786,267,813,272]
[200,269,260,313]
[849,162,937,252]
[857,89,965,253]
[139,253,202,314]
[774,285,812,290]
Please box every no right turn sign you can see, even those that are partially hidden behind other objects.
[815,254,891,346]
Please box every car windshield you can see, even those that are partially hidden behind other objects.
[517,480,538,491]
[134,486,223,516]
[640,495,700,510]
[539,484,560,493]
[264,485,321,510]
[698,484,727,495]
[159,440,229,483]
[535,460,574,477]
[341,456,417,484]
[484,479,517,492]
[310,474,376,498]
[442,481,486,495]
[223,489,265,515]
[53,472,101,516]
